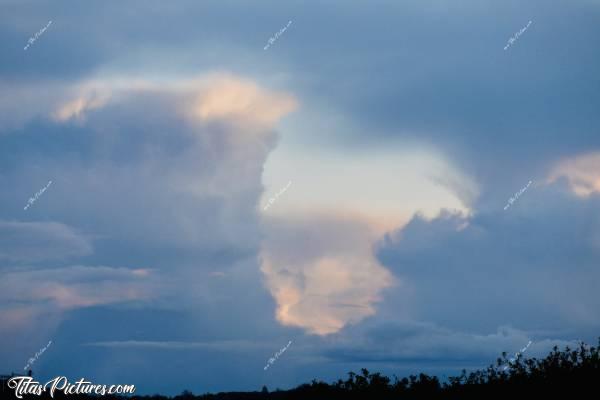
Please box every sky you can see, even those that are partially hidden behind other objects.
[1,0,600,395]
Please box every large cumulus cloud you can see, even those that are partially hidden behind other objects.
[376,175,600,339]
[0,71,298,390]
[296,168,600,379]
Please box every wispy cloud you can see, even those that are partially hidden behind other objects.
[83,340,274,351]
[0,221,92,263]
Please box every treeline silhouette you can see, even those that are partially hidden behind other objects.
[4,339,599,399]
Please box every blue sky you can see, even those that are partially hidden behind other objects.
[1,0,600,395]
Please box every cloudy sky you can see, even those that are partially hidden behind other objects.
[1,0,600,395]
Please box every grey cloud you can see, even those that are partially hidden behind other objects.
[0,265,158,309]
[0,220,92,263]
[321,321,578,371]
[0,75,293,263]
[83,340,277,351]
[376,182,600,336]
[0,73,295,390]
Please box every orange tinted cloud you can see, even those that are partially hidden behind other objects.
[187,74,298,127]
[52,90,111,121]
[0,266,155,311]
[261,215,396,335]
[51,73,298,130]
[548,152,600,196]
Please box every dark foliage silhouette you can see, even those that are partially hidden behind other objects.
[2,339,599,399]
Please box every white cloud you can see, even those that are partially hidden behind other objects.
[258,144,477,335]
[261,145,475,232]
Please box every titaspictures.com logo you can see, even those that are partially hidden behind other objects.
[7,376,135,398]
